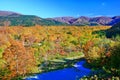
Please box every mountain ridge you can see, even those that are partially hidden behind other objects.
[53,16,120,26]
[0,11,120,26]
[0,10,22,16]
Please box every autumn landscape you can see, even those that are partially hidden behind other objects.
[0,0,120,80]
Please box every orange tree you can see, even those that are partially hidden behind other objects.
[2,40,36,79]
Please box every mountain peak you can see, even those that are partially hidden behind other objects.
[0,10,120,26]
[0,10,21,16]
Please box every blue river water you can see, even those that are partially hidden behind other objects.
[26,61,91,80]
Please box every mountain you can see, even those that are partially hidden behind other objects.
[54,17,74,24]
[89,16,113,25]
[108,16,120,25]
[106,21,120,38]
[71,16,90,26]
[0,11,66,26]
[53,16,90,25]
[0,11,120,26]
[53,16,120,26]
[0,11,21,16]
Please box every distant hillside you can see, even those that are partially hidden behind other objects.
[0,11,66,26]
[106,21,120,38]
[108,16,120,25]
[53,16,120,26]
[0,11,21,16]
[0,11,120,26]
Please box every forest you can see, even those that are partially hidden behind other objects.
[0,25,120,79]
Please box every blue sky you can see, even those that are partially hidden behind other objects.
[0,0,120,18]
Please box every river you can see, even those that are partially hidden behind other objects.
[26,60,91,80]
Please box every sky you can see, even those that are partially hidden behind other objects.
[0,0,120,18]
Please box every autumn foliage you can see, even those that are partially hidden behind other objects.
[2,40,36,79]
[0,25,114,79]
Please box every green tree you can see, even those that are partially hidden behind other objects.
[104,44,120,76]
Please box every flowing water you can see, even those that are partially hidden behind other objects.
[26,61,91,80]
